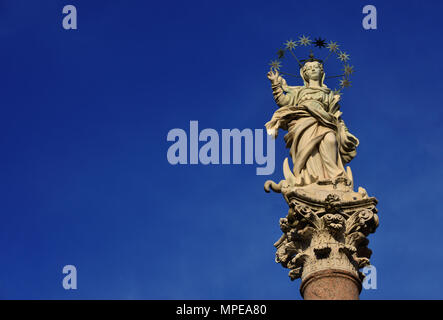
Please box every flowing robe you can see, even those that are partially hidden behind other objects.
[266,83,359,185]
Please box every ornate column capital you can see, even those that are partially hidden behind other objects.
[266,178,379,293]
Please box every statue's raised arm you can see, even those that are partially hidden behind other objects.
[267,69,291,108]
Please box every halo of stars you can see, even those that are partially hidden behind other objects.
[268,35,355,93]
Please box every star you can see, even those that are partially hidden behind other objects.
[284,39,297,50]
[314,38,326,48]
[338,51,350,62]
[326,41,339,52]
[277,49,285,59]
[269,60,282,70]
[339,78,351,88]
[332,88,342,96]
[298,35,312,46]
[343,64,355,76]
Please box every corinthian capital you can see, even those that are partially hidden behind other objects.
[271,185,378,288]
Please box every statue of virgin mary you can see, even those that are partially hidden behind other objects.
[265,58,359,186]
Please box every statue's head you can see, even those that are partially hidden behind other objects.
[301,61,324,84]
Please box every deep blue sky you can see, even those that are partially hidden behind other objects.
[0,0,442,299]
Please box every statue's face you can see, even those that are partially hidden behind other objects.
[303,61,323,81]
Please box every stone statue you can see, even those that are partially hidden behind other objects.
[265,58,359,186]
[264,37,379,299]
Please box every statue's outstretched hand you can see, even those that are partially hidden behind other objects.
[267,69,281,86]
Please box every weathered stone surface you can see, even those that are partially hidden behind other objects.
[265,177,378,298]
[301,269,361,300]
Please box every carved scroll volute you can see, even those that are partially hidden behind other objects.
[344,208,379,269]
[345,208,379,237]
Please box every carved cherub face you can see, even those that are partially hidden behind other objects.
[323,214,345,233]
[302,61,323,81]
